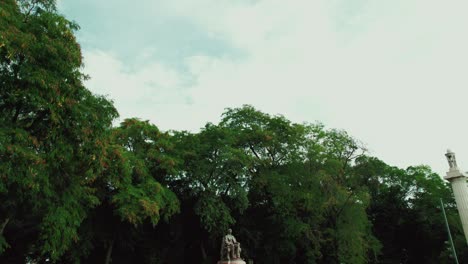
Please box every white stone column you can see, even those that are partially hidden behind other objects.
[445,150,468,244]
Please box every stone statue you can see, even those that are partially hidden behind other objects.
[220,228,242,261]
[446,149,458,169]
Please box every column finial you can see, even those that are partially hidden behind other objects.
[446,149,458,170]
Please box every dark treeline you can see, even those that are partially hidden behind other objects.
[1,1,467,263]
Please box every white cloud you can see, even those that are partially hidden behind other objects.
[81,0,468,175]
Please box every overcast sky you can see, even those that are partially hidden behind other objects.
[58,0,468,175]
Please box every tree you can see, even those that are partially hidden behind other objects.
[2,2,181,262]
[55,119,180,264]
[1,0,121,261]
[154,123,252,263]
[353,156,468,263]
[218,106,378,263]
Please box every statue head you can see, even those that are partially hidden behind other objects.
[228,228,232,235]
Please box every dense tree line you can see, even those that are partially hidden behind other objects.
[1,1,467,263]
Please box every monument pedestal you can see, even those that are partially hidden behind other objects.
[217,260,246,264]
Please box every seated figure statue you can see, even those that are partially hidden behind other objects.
[220,228,242,260]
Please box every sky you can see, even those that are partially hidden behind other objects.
[58,0,468,176]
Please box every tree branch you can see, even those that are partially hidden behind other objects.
[335,190,355,219]
[1,217,10,235]
[104,238,114,264]
[248,144,261,160]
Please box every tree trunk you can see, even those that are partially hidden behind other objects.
[200,241,207,260]
[104,239,114,264]
[0,218,10,235]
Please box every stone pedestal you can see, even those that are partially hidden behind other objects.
[445,167,468,244]
[217,260,246,264]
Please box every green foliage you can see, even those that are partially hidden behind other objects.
[171,122,250,237]
[109,119,180,226]
[194,194,235,234]
[1,0,118,261]
[0,235,9,255]
[39,187,99,260]
[57,119,182,263]
[354,156,464,263]
[112,179,179,226]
